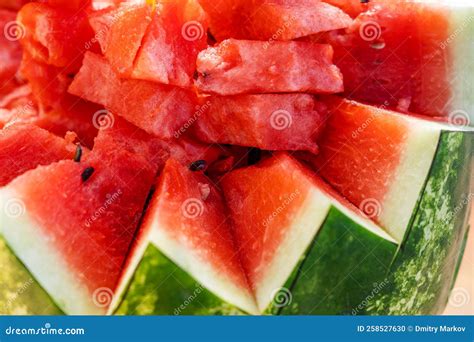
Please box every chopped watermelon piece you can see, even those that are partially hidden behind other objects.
[198,0,352,41]
[17,3,96,72]
[193,94,327,153]
[328,1,474,117]
[0,123,76,186]
[323,0,369,17]
[196,39,343,95]
[131,0,208,87]
[69,52,197,139]
[135,158,257,313]
[0,9,23,98]
[88,3,152,76]
[0,122,163,314]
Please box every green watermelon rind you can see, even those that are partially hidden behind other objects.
[115,243,245,315]
[0,236,63,315]
[366,130,473,315]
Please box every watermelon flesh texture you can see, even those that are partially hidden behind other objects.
[0,9,23,98]
[131,0,208,88]
[313,98,443,242]
[192,94,327,154]
[196,39,344,95]
[0,123,77,186]
[17,3,96,72]
[69,52,197,140]
[198,0,352,41]
[328,1,474,119]
[124,158,258,314]
[0,121,164,314]
[220,153,395,312]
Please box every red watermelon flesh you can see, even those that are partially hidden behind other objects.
[88,3,152,76]
[323,0,369,17]
[2,121,163,313]
[69,52,197,139]
[131,0,208,87]
[17,3,96,72]
[196,39,344,95]
[0,9,23,98]
[198,0,352,41]
[142,158,256,312]
[0,84,38,127]
[0,0,30,11]
[0,123,77,186]
[328,1,455,117]
[193,94,327,153]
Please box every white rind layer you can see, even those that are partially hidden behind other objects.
[380,125,441,242]
[0,188,102,315]
[147,215,259,315]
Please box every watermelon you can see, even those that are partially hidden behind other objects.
[0,120,163,314]
[0,123,77,186]
[115,158,257,315]
[0,0,30,11]
[198,0,352,41]
[196,39,344,95]
[0,9,23,98]
[69,52,197,139]
[327,0,474,120]
[192,94,327,153]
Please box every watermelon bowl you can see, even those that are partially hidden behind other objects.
[0,0,472,316]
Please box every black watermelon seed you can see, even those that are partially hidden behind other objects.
[74,144,83,163]
[81,167,95,182]
[247,148,262,166]
[189,160,207,172]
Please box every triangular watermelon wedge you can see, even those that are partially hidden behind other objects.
[114,158,258,315]
[0,120,165,314]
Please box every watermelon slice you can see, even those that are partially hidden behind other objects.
[0,123,77,186]
[192,94,327,153]
[196,39,344,95]
[0,120,163,314]
[220,153,397,313]
[198,0,352,41]
[327,0,474,120]
[115,158,258,315]
[69,52,197,139]
[0,9,23,98]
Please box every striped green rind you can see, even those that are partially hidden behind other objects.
[367,131,474,314]
[115,244,244,315]
[0,236,62,315]
[274,207,397,315]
